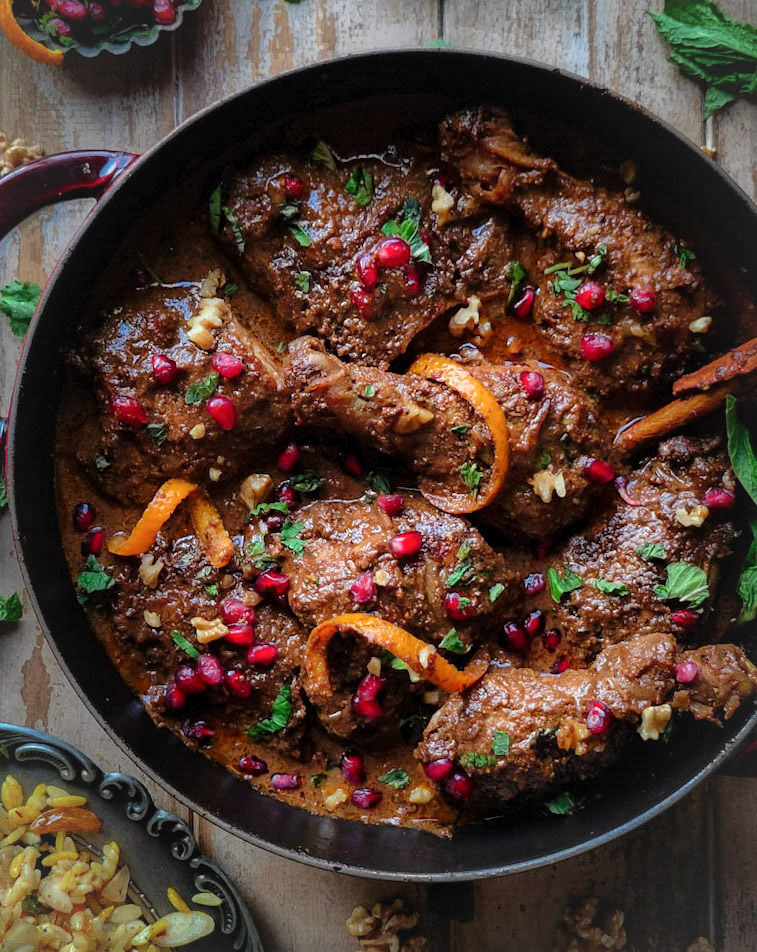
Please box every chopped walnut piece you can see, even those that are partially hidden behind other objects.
[199,268,225,299]
[187,297,231,350]
[556,718,593,756]
[323,787,348,810]
[675,504,709,528]
[143,610,162,629]
[393,402,435,435]
[408,784,434,805]
[553,897,626,952]
[346,899,425,952]
[190,616,229,644]
[431,182,455,226]
[638,703,672,741]
[189,423,206,440]
[448,295,481,338]
[138,554,165,589]
[239,474,273,512]
[0,133,43,178]
[530,469,567,504]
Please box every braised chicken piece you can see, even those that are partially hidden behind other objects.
[287,336,611,538]
[417,633,757,811]
[532,436,736,668]
[440,107,719,398]
[76,282,293,505]
[219,148,515,366]
[110,519,308,758]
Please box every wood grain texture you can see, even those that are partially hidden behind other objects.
[1,1,756,950]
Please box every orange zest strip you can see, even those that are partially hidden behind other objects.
[188,491,235,569]
[305,613,486,699]
[0,0,64,65]
[614,384,739,455]
[672,336,757,396]
[408,353,509,514]
[108,478,198,557]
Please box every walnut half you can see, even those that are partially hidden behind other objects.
[346,899,425,952]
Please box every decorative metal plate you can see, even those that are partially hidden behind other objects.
[0,723,263,952]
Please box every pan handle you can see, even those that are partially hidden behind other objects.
[0,150,138,240]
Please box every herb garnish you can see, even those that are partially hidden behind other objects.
[446,542,474,589]
[294,270,311,293]
[489,583,505,603]
[504,260,526,306]
[361,383,376,399]
[0,476,7,511]
[492,730,510,757]
[170,630,199,659]
[458,752,497,769]
[281,521,307,556]
[223,206,245,253]
[76,556,114,606]
[546,792,574,815]
[439,629,469,654]
[460,461,484,497]
[185,372,220,405]
[345,167,374,206]
[534,448,553,472]
[208,185,246,252]
[366,470,393,494]
[381,198,432,264]
[279,200,312,248]
[725,396,757,620]
[244,535,279,571]
[651,0,757,119]
[310,773,328,787]
[451,424,469,437]
[1,280,41,337]
[223,281,239,297]
[0,592,22,622]
[146,423,168,446]
[378,768,411,789]
[636,543,667,562]
[672,242,696,269]
[204,583,219,598]
[310,139,337,170]
[21,894,48,914]
[93,453,111,472]
[251,501,289,517]
[593,577,630,597]
[546,245,608,322]
[547,567,582,602]
[654,562,709,608]
[289,471,325,494]
[247,684,293,739]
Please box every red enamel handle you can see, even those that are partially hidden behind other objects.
[0,150,137,240]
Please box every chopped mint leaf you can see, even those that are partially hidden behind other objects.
[185,372,220,405]
[654,562,709,608]
[170,630,199,659]
[489,583,505,603]
[345,166,374,206]
[0,592,22,622]
[546,792,574,815]
[458,752,497,769]
[593,577,630,597]
[492,730,510,757]
[281,521,307,556]
[439,629,469,654]
[378,768,411,789]
[294,270,311,293]
[547,567,582,603]
[1,280,41,337]
[247,684,293,739]
[636,543,667,562]
[76,556,114,606]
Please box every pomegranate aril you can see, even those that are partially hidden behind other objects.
[277,483,300,508]
[255,570,290,599]
[350,571,376,605]
[351,695,383,719]
[376,237,411,269]
[340,751,366,785]
[580,332,614,362]
[182,720,215,743]
[225,669,252,698]
[164,684,186,711]
[350,287,374,318]
[152,353,178,385]
[584,458,615,484]
[265,514,285,533]
[174,665,206,695]
[277,443,301,473]
[445,592,477,620]
[524,609,545,638]
[553,656,570,674]
[206,395,237,431]
[239,755,268,776]
[247,643,278,667]
[47,16,71,35]
[73,502,95,532]
[630,286,657,314]
[81,527,104,557]
[445,770,474,801]
[109,395,147,426]
[351,788,382,809]
[343,453,364,478]
[575,280,605,310]
[57,0,87,18]
[403,263,422,298]
[512,286,535,320]
[703,487,736,510]
[356,253,379,291]
[225,622,255,647]
[524,572,546,597]
[377,493,404,516]
[212,352,243,379]
[271,773,301,791]
[586,699,611,734]
[221,598,254,625]
[504,622,528,654]
[283,173,305,201]
[670,609,699,628]
[519,370,545,401]
[357,673,386,702]
[197,654,223,686]
[423,758,454,783]
[675,661,699,684]
[152,0,176,24]
[388,530,423,559]
[88,1,106,19]
[544,629,562,651]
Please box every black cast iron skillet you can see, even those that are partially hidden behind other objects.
[2,50,757,881]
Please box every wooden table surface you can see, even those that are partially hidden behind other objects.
[1,1,756,949]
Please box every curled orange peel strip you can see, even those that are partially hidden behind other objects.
[187,491,235,569]
[108,478,198,557]
[305,613,486,699]
[408,353,509,514]
[0,0,64,65]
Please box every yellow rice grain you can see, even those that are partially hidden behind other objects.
[167,886,191,913]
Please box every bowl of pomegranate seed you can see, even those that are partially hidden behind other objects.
[2,0,202,63]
